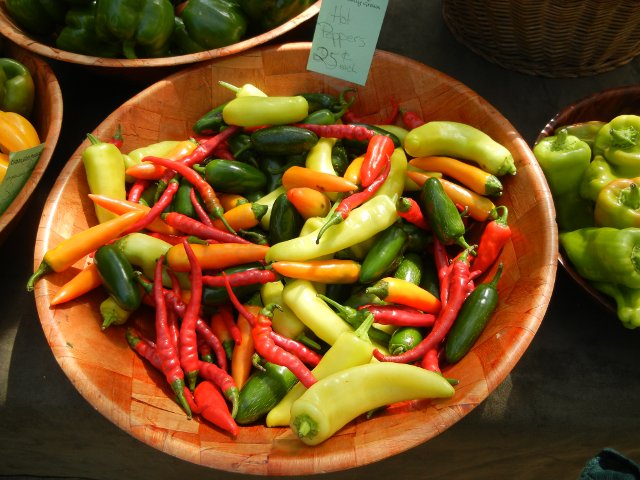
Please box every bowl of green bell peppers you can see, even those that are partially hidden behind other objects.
[534,84,640,329]
[0,0,320,75]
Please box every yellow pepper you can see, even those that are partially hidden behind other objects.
[0,110,40,155]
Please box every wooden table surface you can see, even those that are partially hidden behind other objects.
[1,1,639,479]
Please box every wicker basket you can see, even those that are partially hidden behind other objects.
[441,0,640,78]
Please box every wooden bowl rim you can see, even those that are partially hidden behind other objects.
[0,0,321,68]
[0,42,62,237]
[33,42,558,474]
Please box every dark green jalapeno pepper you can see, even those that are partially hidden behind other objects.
[419,177,470,249]
[94,243,142,313]
[419,253,440,299]
[297,92,340,113]
[393,252,423,285]
[173,178,197,218]
[445,264,503,363]
[331,141,349,176]
[260,156,287,193]
[192,102,228,135]
[227,132,259,167]
[236,360,299,425]
[203,158,267,194]
[398,220,432,252]
[359,223,408,284]
[268,192,303,245]
[250,125,319,156]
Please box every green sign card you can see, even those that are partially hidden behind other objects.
[307,0,389,86]
[0,143,44,216]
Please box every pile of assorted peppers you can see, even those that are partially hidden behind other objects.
[0,56,40,183]
[4,0,315,59]
[27,80,517,445]
[534,114,640,329]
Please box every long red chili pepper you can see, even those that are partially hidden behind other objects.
[148,231,209,246]
[125,327,163,371]
[127,179,150,203]
[316,158,391,243]
[189,187,213,227]
[400,108,426,129]
[292,123,376,141]
[162,212,250,244]
[373,246,474,363]
[397,196,429,230]
[184,381,239,436]
[380,96,399,125]
[144,156,234,233]
[210,309,234,360]
[198,337,214,363]
[251,304,317,388]
[219,302,241,345]
[179,239,202,391]
[124,179,179,234]
[152,257,191,417]
[360,134,395,188]
[196,360,239,418]
[421,347,441,373]
[471,205,511,279]
[196,317,228,372]
[433,238,451,304]
[202,268,277,288]
[269,331,322,367]
[108,124,123,149]
[359,304,436,327]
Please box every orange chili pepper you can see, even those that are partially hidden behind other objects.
[281,166,358,193]
[365,277,441,314]
[406,170,496,221]
[286,187,331,219]
[27,210,145,292]
[88,193,179,235]
[165,242,269,272]
[0,153,9,182]
[343,155,364,186]
[210,309,234,361]
[124,140,199,180]
[231,305,259,390]
[271,259,361,284]
[50,262,103,306]
[218,193,249,211]
[211,202,268,231]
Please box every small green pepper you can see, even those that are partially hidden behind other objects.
[404,121,516,176]
[358,223,407,284]
[389,326,424,355]
[560,227,640,289]
[179,0,247,51]
[268,192,303,245]
[99,295,134,329]
[94,243,142,313]
[95,0,175,59]
[533,128,594,232]
[56,2,122,58]
[419,176,470,248]
[593,115,640,177]
[250,125,319,156]
[0,57,35,118]
[594,177,640,228]
[192,102,228,135]
[393,251,423,285]
[203,159,267,194]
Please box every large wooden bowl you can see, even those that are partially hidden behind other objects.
[0,41,62,244]
[0,0,319,78]
[32,43,557,475]
[535,84,640,313]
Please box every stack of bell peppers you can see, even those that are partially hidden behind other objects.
[28,80,517,443]
[534,114,640,329]
[4,0,315,59]
[0,57,40,183]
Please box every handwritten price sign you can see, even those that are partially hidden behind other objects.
[307,0,389,85]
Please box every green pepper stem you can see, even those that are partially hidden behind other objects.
[296,334,322,351]
[487,263,504,288]
[86,133,101,145]
[621,182,640,210]
[225,387,239,419]
[315,212,343,244]
[610,126,638,149]
[551,128,569,151]
[212,207,237,234]
[317,293,358,320]
[171,379,192,419]
[26,261,52,292]
[218,81,240,93]
[354,312,374,339]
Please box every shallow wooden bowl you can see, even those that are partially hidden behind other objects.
[0,0,319,79]
[536,84,640,313]
[0,41,62,244]
[33,43,557,475]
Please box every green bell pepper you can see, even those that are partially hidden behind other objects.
[563,121,606,150]
[56,2,122,58]
[594,177,640,228]
[95,0,175,59]
[593,115,640,177]
[237,0,314,32]
[533,128,594,232]
[179,0,247,51]
[4,0,68,36]
[0,57,35,118]
[591,282,640,329]
[560,227,640,289]
[579,154,619,202]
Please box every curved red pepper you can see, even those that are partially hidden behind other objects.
[471,205,511,278]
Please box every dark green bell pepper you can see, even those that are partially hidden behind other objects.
[533,128,594,232]
[95,0,175,59]
[593,115,640,177]
[179,0,247,51]
[560,227,640,289]
[4,0,68,36]
[56,2,122,58]
[237,0,314,32]
[0,57,35,118]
